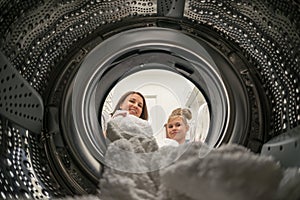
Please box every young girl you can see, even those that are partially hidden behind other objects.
[165,108,192,145]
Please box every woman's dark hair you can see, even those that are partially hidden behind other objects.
[111,91,149,120]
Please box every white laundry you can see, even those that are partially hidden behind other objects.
[63,119,300,200]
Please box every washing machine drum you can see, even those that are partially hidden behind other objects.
[0,0,299,198]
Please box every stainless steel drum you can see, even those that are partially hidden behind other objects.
[0,0,299,199]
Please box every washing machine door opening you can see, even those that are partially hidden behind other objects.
[100,69,211,148]
[71,28,231,166]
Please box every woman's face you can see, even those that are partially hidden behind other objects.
[120,93,144,118]
[166,117,189,144]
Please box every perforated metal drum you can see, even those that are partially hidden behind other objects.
[0,0,299,199]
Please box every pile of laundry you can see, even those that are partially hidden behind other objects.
[63,115,300,200]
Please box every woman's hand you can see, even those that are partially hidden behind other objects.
[112,110,128,118]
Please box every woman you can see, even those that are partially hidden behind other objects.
[110,91,148,120]
[165,108,192,145]
[104,91,151,138]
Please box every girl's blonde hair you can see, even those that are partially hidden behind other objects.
[167,108,192,126]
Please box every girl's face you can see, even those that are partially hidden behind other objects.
[120,93,144,118]
[166,117,189,144]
